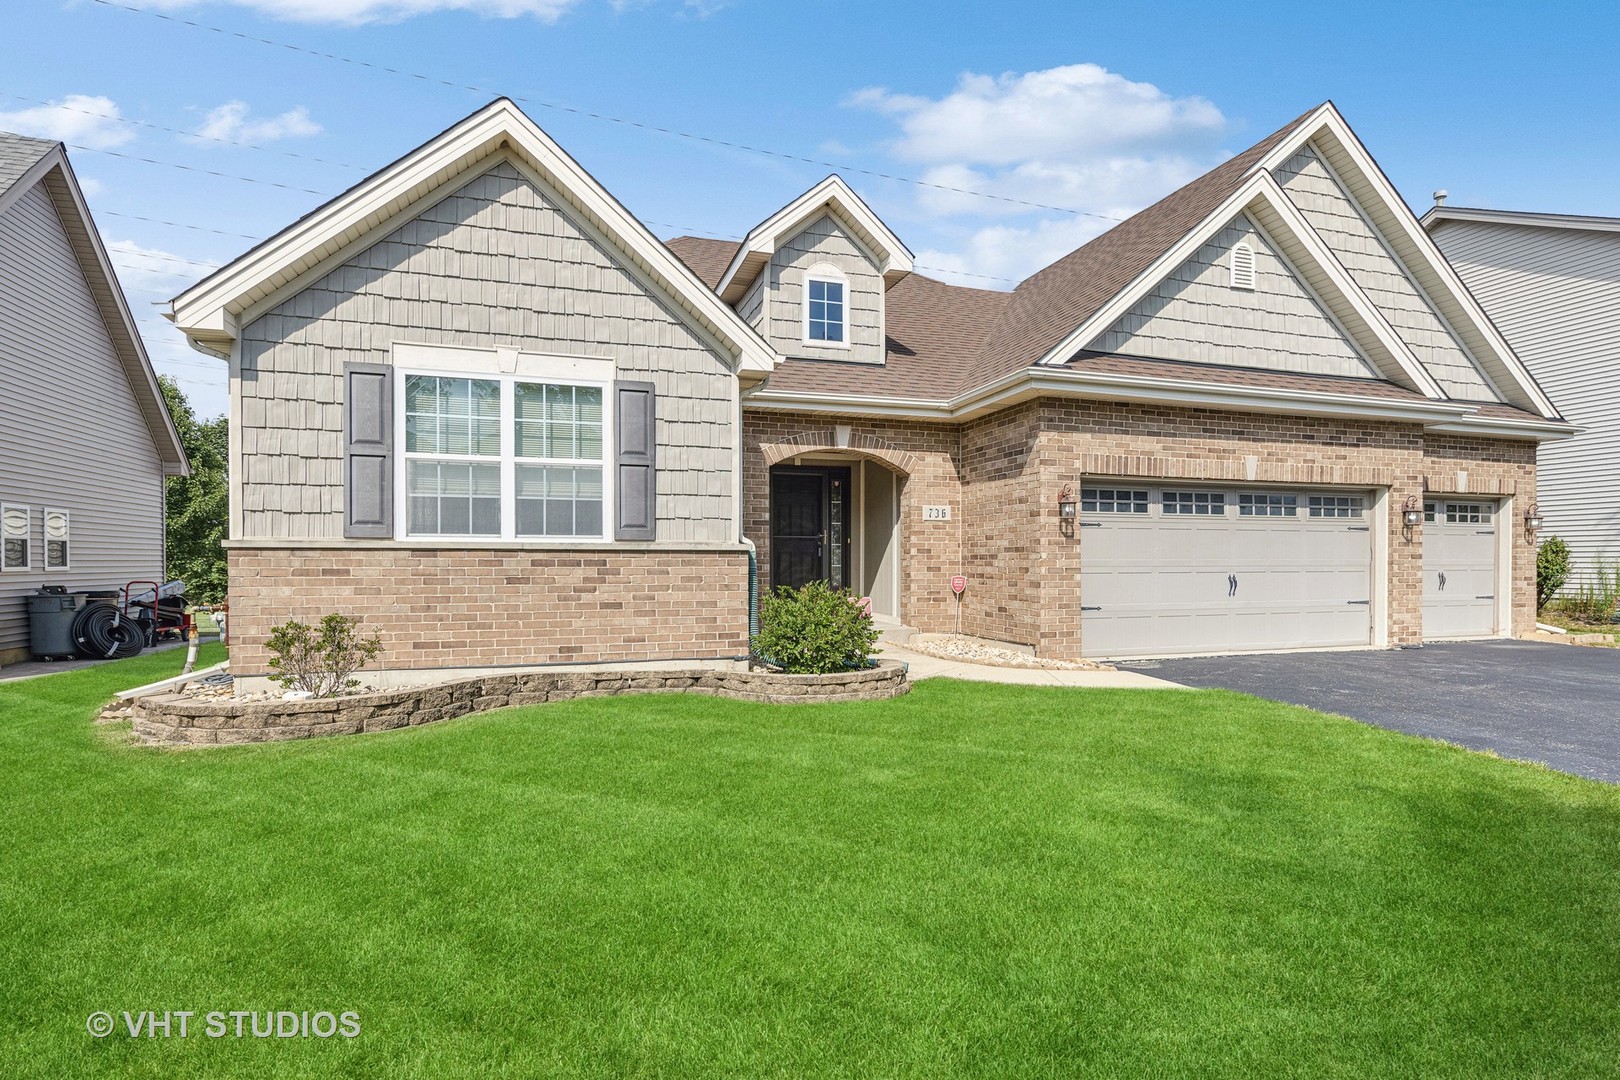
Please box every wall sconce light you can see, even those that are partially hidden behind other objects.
[1057,485,1077,520]
[1401,495,1424,528]
[1525,503,1544,532]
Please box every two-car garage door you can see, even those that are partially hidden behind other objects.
[1079,485,1374,659]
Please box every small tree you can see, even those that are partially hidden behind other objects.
[1537,536,1571,610]
[754,580,881,674]
[265,614,383,697]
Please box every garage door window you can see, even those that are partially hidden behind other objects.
[1163,491,1226,515]
[1081,488,1148,513]
[1238,492,1297,517]
[1424,500,1437,523]
[1308,495,1364,519]
[1445,502,1492,524]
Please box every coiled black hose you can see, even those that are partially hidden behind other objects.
[71,602,147,660]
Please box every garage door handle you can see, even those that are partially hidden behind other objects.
[1346,526,1370,532]
[1476,595,1495,600]
[1346,599,1370,605]
[1227,573,1238,597]
[1438,571,1447,591]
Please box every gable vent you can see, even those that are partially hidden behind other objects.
[1229,242,1256,290]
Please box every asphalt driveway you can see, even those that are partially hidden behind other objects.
[1122,640,1620,782]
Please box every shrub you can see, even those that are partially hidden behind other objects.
[265,614,383,697]
[1537,536,1571,610]
[755,580,881,674]
[1553,558,1620,625]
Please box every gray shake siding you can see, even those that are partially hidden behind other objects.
[765,213,884,364]
[1275,145,1498,400]
[0,184,165,656]
[1090,214,1376,378]
[1431,217,1620,587]
[238,160,736,543]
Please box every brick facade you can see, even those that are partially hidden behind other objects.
[743,400,1537,658]
[227,547,749,677]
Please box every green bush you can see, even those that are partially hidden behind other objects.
[1536,536,1571,610]
[1553,557,1620,624]
[755,580,881,674]
[266,614,383,697]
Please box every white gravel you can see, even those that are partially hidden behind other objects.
[902,635,1111,671]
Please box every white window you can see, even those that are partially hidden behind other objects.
[1081,488,1148,514]
[1163,491,1227,515]
[43,509,69,570]
[1238,492,1297,517]
[803,266,849,346]
[1308,494,1364,519]
[397,356,612,542]
[1,504,28,571]
[1445,502,1492,525]
[1229,242,1257,290]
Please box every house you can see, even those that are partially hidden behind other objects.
[168,99,1570,687]
[1423,205,1620,590]
[0,133,189,665]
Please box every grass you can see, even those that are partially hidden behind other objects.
[3,648,1619,1078]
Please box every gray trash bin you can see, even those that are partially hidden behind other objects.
[28,588,88,659]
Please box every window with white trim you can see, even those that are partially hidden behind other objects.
[1238,492,1297,517]
[1,504,28,571]
[400,370,610,540]
[804,272,847,344]
[1080,488,1148,514]
[43,509,69,570]
[1308,494,1364,519]
[1163,491,1227,515]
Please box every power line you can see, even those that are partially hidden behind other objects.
[98,210,260,240]
[87,0,1124,222]
[69,143,328,195]
[0,92,366,172]
[108,247,221,270]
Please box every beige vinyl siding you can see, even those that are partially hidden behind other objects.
[238,160,736,544]
[1276,145,1499,401]
[1432,218,1620,586]
[765,213,884,364]
[738,273,765,331]
[0,183,165,656]
[1089,214,1377,378]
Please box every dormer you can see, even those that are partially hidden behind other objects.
[718,176,913,365]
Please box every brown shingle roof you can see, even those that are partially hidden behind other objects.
[1061,352,1432,403]
[961,105,1323,394]
[664,235,738,291]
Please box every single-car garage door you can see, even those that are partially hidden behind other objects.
[1080,485,1373,659]
[1422,499,1498,640]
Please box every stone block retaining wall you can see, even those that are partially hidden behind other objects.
[131,662,909,746]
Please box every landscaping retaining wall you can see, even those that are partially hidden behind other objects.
[130,662,909,746]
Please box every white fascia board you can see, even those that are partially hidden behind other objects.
[715,174,914,302]
[169,99,777,375]
[1259,107,1559,418]
[1424,415,1579,442]
[1422,205,1620,235]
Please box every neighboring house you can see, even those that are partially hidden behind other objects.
[170,99,1569,686]
[1424,205,1620,590]
[0,133,189,665]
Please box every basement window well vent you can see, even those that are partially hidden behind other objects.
[1229,242,1256,290]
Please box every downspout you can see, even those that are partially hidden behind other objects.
[738,373,770,658]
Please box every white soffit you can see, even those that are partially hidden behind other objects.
[713,174,915,305]
[168,99,777,374]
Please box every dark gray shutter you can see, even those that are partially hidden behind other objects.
[344,363,393,538]
[614,380,656,541]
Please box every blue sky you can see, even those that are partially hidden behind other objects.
[4,0,1616,418]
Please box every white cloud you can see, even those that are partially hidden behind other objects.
[143,0,580,25]
[77,177,106,199]
[106,240,219,296]
[194,102,322,144]
[850,64,1233,283]
[0,95,134,150]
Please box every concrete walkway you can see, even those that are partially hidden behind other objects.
[0,638,199,684]
[879,641,1186,688]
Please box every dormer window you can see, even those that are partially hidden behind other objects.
[804,266,848,346]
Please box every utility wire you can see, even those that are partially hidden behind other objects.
[98,210,261,240]
[68,143,329,195]
[87,0,1124,222]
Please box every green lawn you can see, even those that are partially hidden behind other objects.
[3,648,1618,1078]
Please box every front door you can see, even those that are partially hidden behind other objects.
[770,466,851,592]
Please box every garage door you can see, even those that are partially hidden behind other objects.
[1422,499,1498,640]
[1079,486,1373,659]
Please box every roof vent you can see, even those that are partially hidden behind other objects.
[1433,189,1449,206]
[1229,242,1256,290]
